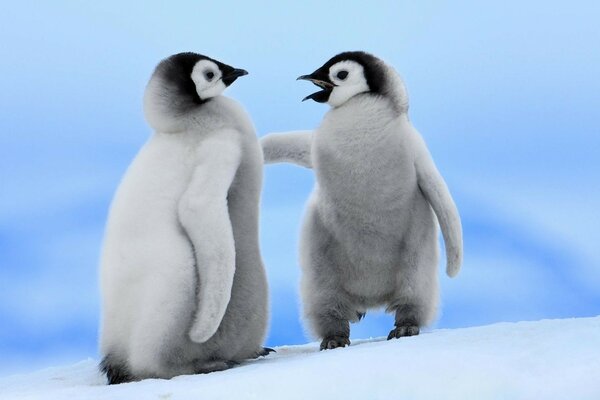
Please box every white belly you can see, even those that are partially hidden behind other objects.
[99,133,197,352]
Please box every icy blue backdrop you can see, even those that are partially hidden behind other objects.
[1,1,599,375]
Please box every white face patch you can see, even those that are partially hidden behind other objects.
[191,59,227,100]
[327,60,370,107]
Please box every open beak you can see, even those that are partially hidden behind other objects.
[297,70,334,103]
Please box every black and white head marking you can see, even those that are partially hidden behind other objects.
[297,51,389,108]
[144,52,248,131]
[152,52,248,110]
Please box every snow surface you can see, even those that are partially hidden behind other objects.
[1,316,599,400]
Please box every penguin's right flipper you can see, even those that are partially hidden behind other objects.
[260,131,313,168]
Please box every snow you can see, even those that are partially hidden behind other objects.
[1,316,599,400]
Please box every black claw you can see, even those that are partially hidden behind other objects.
[357,312,366,321]
[256,347,276,357]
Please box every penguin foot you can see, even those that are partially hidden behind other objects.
[320,335,350,350]
[194,360,238,374]
[256,347,276,358]
[387,325,420,340]
[100,354,134,385]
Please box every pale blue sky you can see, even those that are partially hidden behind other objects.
[1,0,599,375]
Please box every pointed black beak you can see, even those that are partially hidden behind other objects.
[222,68,248,86]
[297,69,334,103]
[227,68,249,79]
[297,74,314,81]
[302,91,331,102]
[297,72,334,89]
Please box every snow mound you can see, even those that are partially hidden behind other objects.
[1,316,599,400]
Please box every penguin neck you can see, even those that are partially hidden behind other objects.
[143,78,192,133]
[319,97,401,150]
[187,96,249,133]
[380,65,409,115]
[329,93,406,125]
[143,85,243,135]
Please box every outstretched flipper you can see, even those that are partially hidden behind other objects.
[260,131,313,168]
[413,135,463,277]
[178,133,241,343]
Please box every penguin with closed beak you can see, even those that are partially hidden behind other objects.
[100,52,269,383]
[261,51,463,350]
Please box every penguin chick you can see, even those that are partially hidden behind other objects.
[99,52,268,383]
[261,51,462,350]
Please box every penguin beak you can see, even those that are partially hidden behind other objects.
[298,69,334,103]
[297,74,334,89]
[221,67,249,86]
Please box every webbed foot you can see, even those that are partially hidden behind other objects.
[320,335,350,350]
[387,325,420,340]
[194,360,238,374]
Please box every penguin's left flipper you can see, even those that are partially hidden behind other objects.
[260,131,313,168]
[414,136,463,277]
[180,133,242,344]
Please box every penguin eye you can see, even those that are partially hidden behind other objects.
[205,71,215,81]
[336,70,349,80]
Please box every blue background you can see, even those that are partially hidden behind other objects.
[1,1,599,375]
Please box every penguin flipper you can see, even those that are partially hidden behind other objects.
[260,131,313,168]
[415,148,463,278]
[179,133,241,343]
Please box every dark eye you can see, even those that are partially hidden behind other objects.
[205,71,215,81]
[336,70,348,80]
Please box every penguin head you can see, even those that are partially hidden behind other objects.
[154,52,248,103]
[144,52,248,131]
[298,51,407,111]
